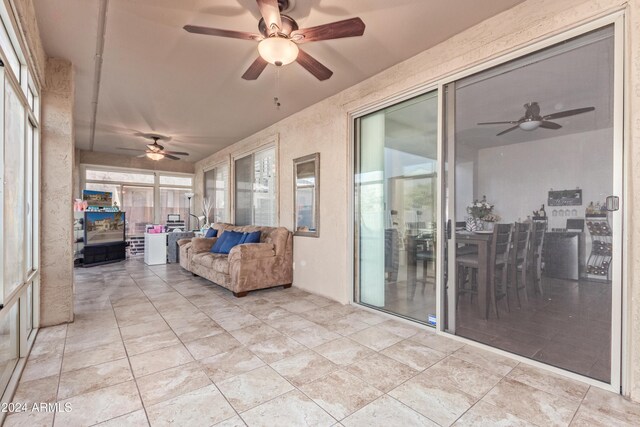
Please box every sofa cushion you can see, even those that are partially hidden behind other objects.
[240,231,261,244]
[218,231,245,254]
[211,232,230,253]
[192,253,229,274]
[205,228,218,238]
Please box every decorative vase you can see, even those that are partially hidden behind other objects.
[483,221,495,231]
[466,217,481,232]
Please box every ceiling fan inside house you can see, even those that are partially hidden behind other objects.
[118,135,189,161]
[183,0,365,81]
[478,102,596,136]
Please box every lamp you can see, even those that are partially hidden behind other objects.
[258,36,299,66]
[185,192,195,231]
[146,152,164,161]
[518,120,541,131]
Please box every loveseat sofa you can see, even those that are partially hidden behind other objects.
[178,223,293,297]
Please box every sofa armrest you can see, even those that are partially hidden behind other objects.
[177,238,192,247]
[229,243,276,263]
[192,237,217,254]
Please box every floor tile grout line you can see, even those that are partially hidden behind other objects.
[109,276,155,427]
[448,363,521,426]
[130,271,244,422]
[48,323,69,427]
[567,385,591,425]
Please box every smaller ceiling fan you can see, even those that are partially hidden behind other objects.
[478,102,596,136]
[119,135,189,161]
[183,0,365,81]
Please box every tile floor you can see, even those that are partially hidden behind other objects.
[5,260,640,426]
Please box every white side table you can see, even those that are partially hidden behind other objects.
[144,233,167,265]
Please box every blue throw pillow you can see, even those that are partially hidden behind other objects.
[241,231,261,244]
[205,228,218,238]
[210,231,229,253]
[218,231,245,254]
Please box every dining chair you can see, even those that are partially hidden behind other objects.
[528,221,545,296]
[508,222,532,308]
[456,224,512,318]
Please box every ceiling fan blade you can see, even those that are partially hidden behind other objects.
[118,147,146,152]
[477,121,519,125]
[136,154,148,158]
[539,121,562,130]
[497,125,520,136]
[296,49,333,81]
[242,56,269,80]
[163,154,180,161]
[543,107,595,120]
[161,151,189,156]
[256,0,282,34]
[183,25,261,41]
[291,17,365,44]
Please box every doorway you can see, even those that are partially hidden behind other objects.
[444,24,622,385]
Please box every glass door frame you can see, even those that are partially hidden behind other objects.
[349,11,627,395]
[440,13,626,394]
[350,86,445,328]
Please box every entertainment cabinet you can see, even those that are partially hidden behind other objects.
[83,242,127,267]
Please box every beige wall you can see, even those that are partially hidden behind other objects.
[194,0,640,399]
[79,149,195,175]
[40,58,74,326]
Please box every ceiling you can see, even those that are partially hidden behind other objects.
[34,0,523,162]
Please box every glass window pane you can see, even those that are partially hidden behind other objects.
[253,148,277,226]
[159,175,192,186]
[26,282,33,335]
[121,186,154,235]
[205,166,229,224]
[0,18,20,78]
[4,80,25,297]
[214,165,229,223]
[0,305,19,395]
[235,155,253,226]
[85,183,122,209]
[160,187,190,225]
[26,124,34,272]
[86,169,154,184]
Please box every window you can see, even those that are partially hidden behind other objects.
[234,148,277,226]
[86,169,154,184]
[83,168,194,235]
[3,78,25,297]
[0,0,40,402]
[160,187,189,224]
[204,164,229,223]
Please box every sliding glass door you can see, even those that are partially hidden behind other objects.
[444,25,622,385]
[354,91,439,324]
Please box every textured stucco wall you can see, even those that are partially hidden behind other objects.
[194,0,640,400]
[40,58,74,326]
[79,149,196,175]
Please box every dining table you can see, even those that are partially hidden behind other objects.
[456,231,493,319]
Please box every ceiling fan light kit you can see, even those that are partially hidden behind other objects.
[258,36,299,66]
[478,101,595,136]
[183,0,365,81]
[146,152,164,161]
[519,120,541,131]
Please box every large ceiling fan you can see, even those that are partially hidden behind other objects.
[183,0,365,81]
[478,102,596,136]
[119,135,189,161]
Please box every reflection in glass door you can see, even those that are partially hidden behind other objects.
[355,91,439,324]
[445,25,621,384]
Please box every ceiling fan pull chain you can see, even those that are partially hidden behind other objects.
[274,67,281,109]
